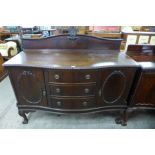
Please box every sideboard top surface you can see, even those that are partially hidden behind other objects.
[3,49,138,69]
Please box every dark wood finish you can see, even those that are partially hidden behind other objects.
[48,84,97,97]
[8,67,47,107]
[22,35,122,50]
[47,69,98,83]
[100,68,137,106]
[3,50,138,69]
[127,44,155,62]
[49,96,96,109]
[4,35,139,126]
[125,44,155,125]
[131,71,155,106]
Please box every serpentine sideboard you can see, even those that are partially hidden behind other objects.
[3,34,155,126]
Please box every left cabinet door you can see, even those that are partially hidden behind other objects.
[9,68,47,106]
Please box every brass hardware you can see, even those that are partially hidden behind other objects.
[54,74,60,80]
[57,101,61,106]
[84,88,89,93]
[85,74,91,80]
[56,88,61,93]
[42,90,46,96]
[83,101,87,106]
[98,89,102,97]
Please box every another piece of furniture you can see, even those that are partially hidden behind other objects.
[0,53,7,81]
[0,31,19,40]
[5,35,22,52]
[41,29,56,36]
[125,45,155,123]
[0,41,18,59]
[4,35,140,126]
[122,32,155,44]
[122,31,155,51]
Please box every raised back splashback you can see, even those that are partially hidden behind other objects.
[22,35,122,50]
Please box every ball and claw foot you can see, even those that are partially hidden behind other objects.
[121,121,127,126]
[115,117,127,126]
[22,117,28,124]
[115,117,122,124]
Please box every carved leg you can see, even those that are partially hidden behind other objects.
[115,109,128,126]
[121,110,128,126]
[18,111,28,124]
[115,110,123,124]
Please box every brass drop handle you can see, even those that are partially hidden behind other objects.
[83,101,88,106]
[56,88,61,93]
[54,74,60,80]
[42,90,46,96]
[84,88,89,93]
[85,74,91,80]
[98,89,102,97]
[57,101,61,106]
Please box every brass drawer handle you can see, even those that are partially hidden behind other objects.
[84,88,89,93]
[42,90,46,96]
[56,88,61,93]
[98,89,102,97]
[83,101,88,106]
[57,101,61,106]
[54,74,60,80]
[85,74,91,80]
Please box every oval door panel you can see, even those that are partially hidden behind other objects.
[102,71,126,104]
[18,71,42,104]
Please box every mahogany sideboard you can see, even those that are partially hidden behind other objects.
[126,45,155,112]
[3,35,143,126]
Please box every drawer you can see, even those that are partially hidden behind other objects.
[47,69,98,83]
[49,84,97,96]
[49,97,96,109]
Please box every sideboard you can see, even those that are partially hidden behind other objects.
[124,45,155,122]
[4,34,155,126]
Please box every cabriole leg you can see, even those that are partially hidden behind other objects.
[18,110,28,124]
[121,109,128,126]
[115,109,128,126]
[115,110,123,124]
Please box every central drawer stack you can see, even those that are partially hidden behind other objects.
[45,69,99,110]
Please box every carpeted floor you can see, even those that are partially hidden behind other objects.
[0,77,155,129]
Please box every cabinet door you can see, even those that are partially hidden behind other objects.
[131,72,155,106]
[9,68,47,106]
[100,68,137,106]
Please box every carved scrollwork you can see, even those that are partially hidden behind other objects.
[22,70,33,76]
[67,26,79,40]
[101,70,126,104]
[17,70,43,104]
